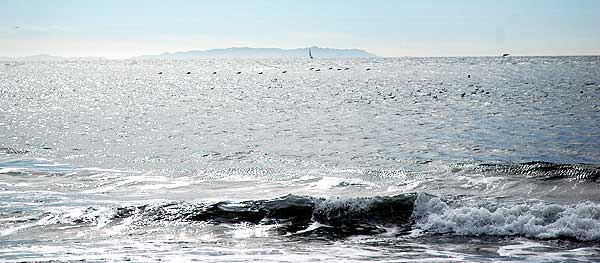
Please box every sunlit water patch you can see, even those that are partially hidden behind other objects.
[1,57,599,262]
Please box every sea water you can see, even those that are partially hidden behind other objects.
[1,57,599,262]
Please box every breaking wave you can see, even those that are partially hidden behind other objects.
[413,194,600,241]
[456,161,600,182]
[0,194,417,237]
[3,193,600,241]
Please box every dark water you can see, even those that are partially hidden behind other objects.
[1,57,599,262]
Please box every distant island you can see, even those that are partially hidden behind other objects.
[0,47,376,61]
[133,47,376,59]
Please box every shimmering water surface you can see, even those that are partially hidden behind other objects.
[1,57,599,262]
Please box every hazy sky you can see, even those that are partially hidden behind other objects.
[1,0,599,58]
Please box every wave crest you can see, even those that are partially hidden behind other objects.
[413,194,600,241]
[475,161,600,181]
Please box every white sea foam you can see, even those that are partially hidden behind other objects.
[412,194,600,241]
[228,223,273,239]
[307,176,376,190]
[496,241,600,263]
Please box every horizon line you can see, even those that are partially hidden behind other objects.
[3,46,600,60]
[3,54,600,60]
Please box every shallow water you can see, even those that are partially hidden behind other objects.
[1,57,599,262]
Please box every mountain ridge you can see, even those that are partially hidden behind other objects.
[0,47,377,61]
[133,46,376,59]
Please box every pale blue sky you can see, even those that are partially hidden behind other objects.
[1,0,599,58]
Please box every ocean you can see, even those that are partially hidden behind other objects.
[1,57,599,262]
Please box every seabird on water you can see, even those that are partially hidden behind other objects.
[502,53,510,57]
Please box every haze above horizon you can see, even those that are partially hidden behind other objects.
[1,0,599,59]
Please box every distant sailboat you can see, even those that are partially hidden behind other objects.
[309,48,314,59]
